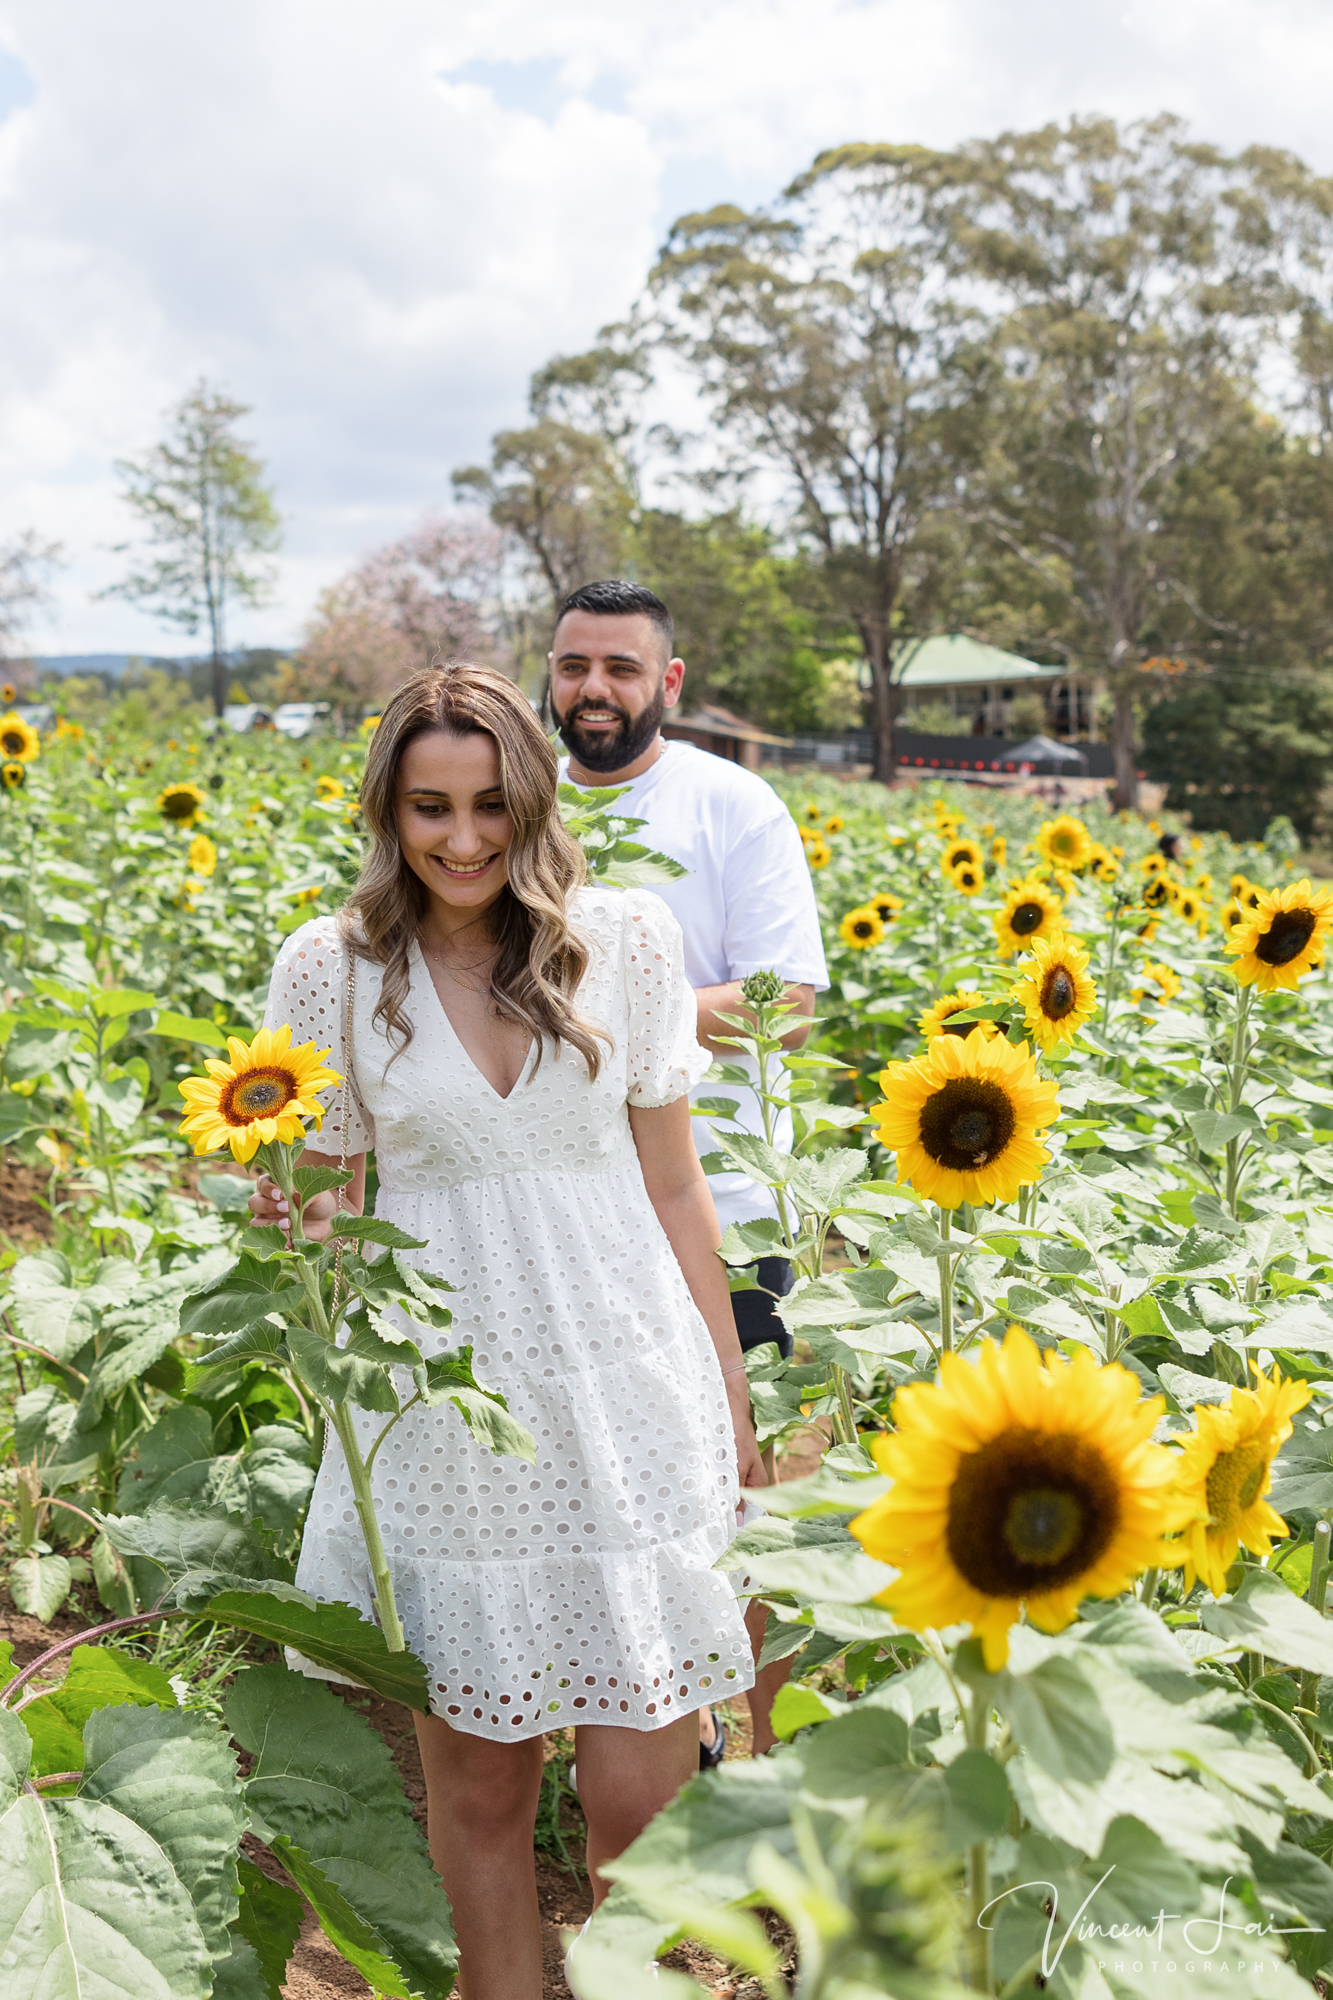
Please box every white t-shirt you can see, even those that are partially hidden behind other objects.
[561,740,829,1232]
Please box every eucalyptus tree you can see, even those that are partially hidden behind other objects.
[648,148,989,783]
[940,115,1279,808]
[104,383,280,717]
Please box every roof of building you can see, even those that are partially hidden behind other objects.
[892,634,1064,689]
[665,705,791,747]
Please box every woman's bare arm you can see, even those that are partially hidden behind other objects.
[629,1095,764,1489]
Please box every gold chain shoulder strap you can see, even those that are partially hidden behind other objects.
[331,946,357,1312]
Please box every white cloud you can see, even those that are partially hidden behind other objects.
[0,0,1330,654]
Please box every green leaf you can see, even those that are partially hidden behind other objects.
[116,1404,219,1513]
[292,1163,353,1199]
[21,1643,177,1779]
[711,1129,790,1186]
[1201,1564,1333,1675]
[285,1320,402,1414]
[150,1009,229,1048]
[0,1706,33,1801]
[177,1251,304,1338]
[9,1248,138,1360]
[716,1217,787,1265]
[980,1652,1114,1784]
[231,1857,304,2000]
[99,1504,293,1607]
[0,1793,213,1998]
[209,1595,431,1710]
[227,1664,456,1995]
[9,1550,73,1622]
[81,1703,247,1962]
[942,1748,1012,1847]
[769,1683,834,1739]
[198,1173,255,1213]
[424,1377,539,1464]
[1187,1108,1259,1151]
[92,987,161,1019]
[329,1213,428,1249]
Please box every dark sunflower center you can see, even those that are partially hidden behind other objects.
[163,791,197,819]
[221,1067,297,1126]
[852,920,875,939]
[1205,1440,1271,1527]
[1052,833,1076,856]
[1011,901,1044,936]
[1040,967,1077,1019]
[1,730,24,755]
[1255,908,1317,967]
[918,1076,1015,1169]
[946,1429,1120,1597]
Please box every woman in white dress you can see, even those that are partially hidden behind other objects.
[249,663,762,2000]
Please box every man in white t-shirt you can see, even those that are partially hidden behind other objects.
[550,578,828,1760]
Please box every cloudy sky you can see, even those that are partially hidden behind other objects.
[3,0,1333,657]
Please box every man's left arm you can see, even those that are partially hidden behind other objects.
[695,981,815,1054]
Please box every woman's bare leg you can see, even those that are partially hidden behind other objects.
[413,1712,546,2000]
[574,1715,700,1908]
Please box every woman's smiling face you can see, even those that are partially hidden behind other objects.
[396,727,514,917]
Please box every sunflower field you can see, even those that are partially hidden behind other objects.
[3,708,1333,1998]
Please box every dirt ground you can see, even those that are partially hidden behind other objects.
[0,1597,770,1999]
[0,1154,52,1243]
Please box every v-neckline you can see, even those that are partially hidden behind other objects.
[412,939,530,1103]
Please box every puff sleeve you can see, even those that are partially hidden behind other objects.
[263,919,374,1155]
[622,892,712,1109]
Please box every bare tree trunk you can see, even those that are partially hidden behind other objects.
[1110,678,1138,811]
[866,619,898,786]
[211,653,228,718]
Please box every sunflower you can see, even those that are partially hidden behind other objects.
[1229,872,1250,899]
[360,714,381,735]
[798,823,814,845]
[54,716,84,741]
[1239,881,1264,913]
[1035,816,1091,872]
[1131,959,1180,1005]
[1142,876,1172,911]
[992,877,1063,959]
[158,781,207,826]
[806,838,832,870]
[917,991,997,1043]
[1193,873,1213,896]
[851,1327,1188,1670]
[188,833,217,877]
[1173,890,1204,926]
[941,837,983,878]
[0,711,39,763]
[0,682,14,703]
[991,836,1007,870]
[178,1024,342,1165]
[871,1030,1059,1209]
[801,802,823,825]
[839,905,885,949]
[1010,933,1097,1050]
[1136,920,1159,944]
[315,774,345,801]
[1,759,25,790]
[825,814,845,834]
[1138,852,1168,879]
[951,861,984,896]
[869,890,904,925]
[1169,1364,1311,1597]
[1086,843,1118,882]
[1220,898,1243,936]
[1226,877,1333,993]
[294,885,322,906]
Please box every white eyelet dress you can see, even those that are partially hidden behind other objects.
[262,886,755,1740]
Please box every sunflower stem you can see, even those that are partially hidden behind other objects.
[1223,984,1254,1217]
[267,1134,407,1654]
[936,1208,954,1353]
[1138,1566,1159,1610]
[1299,1520,1332,1771]
[964,1691,993,1993]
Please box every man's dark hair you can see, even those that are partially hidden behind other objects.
[554,579,673,658]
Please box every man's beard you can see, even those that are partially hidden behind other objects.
[552,680,666,774]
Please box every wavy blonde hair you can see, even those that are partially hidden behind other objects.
[339,662,607,1077]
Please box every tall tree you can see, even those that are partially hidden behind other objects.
[940,115,1277,807]
[452,339,646,604]
[0,530,62,678]
[648,150,985,782]
[104,381,280,716]
[295,516,506,711]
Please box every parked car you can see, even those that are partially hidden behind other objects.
[221,703,274,732]
[273,701,330,740]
